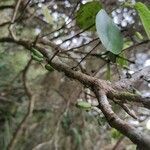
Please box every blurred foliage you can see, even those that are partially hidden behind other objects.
[110,128,123,140]
[135,2,150,39]
[0,50,29,85]
[76,1,101,30]
[0,0,14,5]
[0,0,149,150]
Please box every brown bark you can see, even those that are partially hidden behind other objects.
[0,37,150,149]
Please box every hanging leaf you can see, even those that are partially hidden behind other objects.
[134,2,150,39]
[123,40,133,49]
[135,31,144,40]
[76,1,102,30]
[45,64,54,72]
[96,9,123,54]
[76,101,91,110]
[31,54,44,62]
[31,48,44,58]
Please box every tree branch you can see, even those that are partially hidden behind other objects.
[93,90,150,150]
[1,37,150,149]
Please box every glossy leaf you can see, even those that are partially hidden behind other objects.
[76,1,102,30]
[96,9,123,54]
[135,2,150,39]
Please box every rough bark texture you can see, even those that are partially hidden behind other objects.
[1,37,150,149]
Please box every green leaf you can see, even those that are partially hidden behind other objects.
[45,64,54,72]
[135,31,144,40]
[111,128,123,139]
[76,101,91,110]
[76,1,102,30]
[117,52,128,68]
[134,2,150,39]
[31,48,44,58]
[123,40,133,49]
[31,54,44,62]
[96,9,123,54]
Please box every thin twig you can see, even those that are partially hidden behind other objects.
[112,136,124,150]
[9,0,22,40]
[16,0,32,22]
[72,41,100,69]
[58,23,94,44]
[40,0,81,39]
[62,38,99,53]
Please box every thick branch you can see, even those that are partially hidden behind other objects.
[93,89,150,150]
[109,91,150,109]
[1,37,150,149]
[113,66,150,90]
